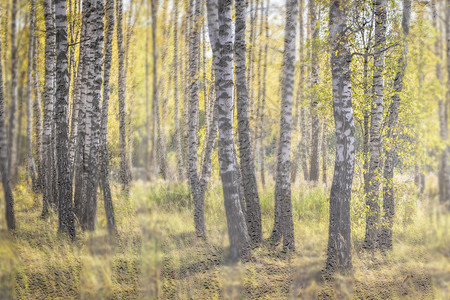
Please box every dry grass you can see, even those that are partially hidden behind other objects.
[0,174,449,299]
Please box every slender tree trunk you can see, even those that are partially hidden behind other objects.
[55,0,75,240]
[27,0,37,188]
[173,1,185,181]
[73,11,88,222]
[117,0,130,193]
[83,0,105,231]
[42,0,56,217]
[270,0,297,252]
[364,0,387,251]
[7,0,18,182]
[69,21,86,176]
[259,0,269,187]
[249,0,260,126]
[363,54,370,195]
[189,0,204,237]
[291,0,305,184]
[145,0,151,180]
[214,0,250,262]
[0,40,15,231]
[321,120,327,186]
[253,0,265,165]
[326,0,354,274]
[151,0,168,180]
[199,82,218,198]
[446,0,450,206]
[234,0,262,246]
[308,0,320,182]
[16,78,24,175]
[432,0,450,205]
[33,37,44,193]
[379,0,411,250]
[100,0,117,234]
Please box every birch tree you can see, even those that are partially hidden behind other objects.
[379,0,411,250]
[309,0,320,182]
[100,0,117,234]
[214,0,250,262]
[0,40,15,231]
[234,0,262,246]
[42,0,56,217]
[173,1,185,180]
[432,0,450,205]
[7,0,18,182]
[27,0,37,187]
[291,0,305,183]
[258,0,269,186]
[185,0,219,238]
[270,0,297,252]
[117,0,131,192]
[446,0,450,206]
[55,0,75,240]
[83,0,105,231]
[33,36,43,193]
[326,0,354,273]
[364,0,387,250]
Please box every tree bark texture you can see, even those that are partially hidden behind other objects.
[234,0,262,246]
[326,0,354,274]
[55,0,76,240]
[364,0,387,251]
[270,0,297,252]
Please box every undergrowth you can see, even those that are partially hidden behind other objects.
[0,174,448,299]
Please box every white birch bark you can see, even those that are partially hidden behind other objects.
[0,40,15,230]
[364,0,387,250]
[379,0,411,250]
[234,0,262,246]
[215,0,250,262]
[270,0,297,252]
[326,0,354,273]
[55,0,75,240]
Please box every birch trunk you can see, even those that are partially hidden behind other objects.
[301,106,308,181]
[55,0,75,240]
[432,0,450,205]
[253,0,265,165]
[364,0,387,251]
[446,0,450,206]
[379,0,411,250]
[259,0,269,187]
[117,0,130,192]
[234,0,262,246]
[308,0,320,182]
[27,0,37,187]
[68,20,87,175]
[42,0,56,217]
[189,0,204,237]
[270,0,297,252]
[321,120,327,186]
[0,40,15,230]
[151,0,168,180]
[33,37,43,193]
[100,0,117,234]
[73,13,88,222]
[173,1,185,180]
[363,54,370,195]
[215,0,250,262]
[326,0,354,273]
[83,0,105,231]
[7,0,18,182]
[291,0,305,184]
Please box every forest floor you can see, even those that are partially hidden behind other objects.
[0,175,449,299]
